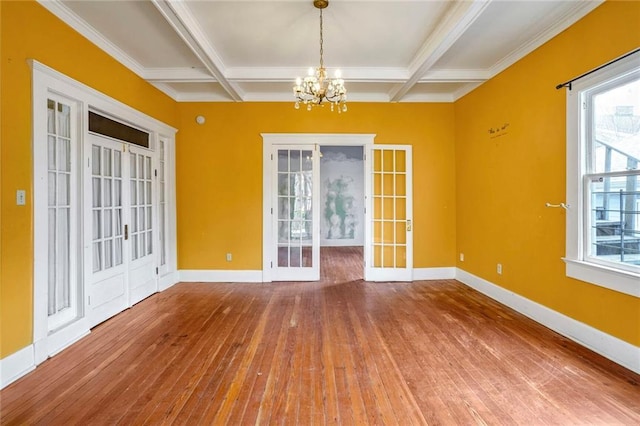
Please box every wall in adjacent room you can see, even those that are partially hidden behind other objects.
[320,146,365,247]
[454,0,640,346]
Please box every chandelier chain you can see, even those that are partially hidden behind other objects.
[319,8,324,69]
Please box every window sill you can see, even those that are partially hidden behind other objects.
[563,258,639,298]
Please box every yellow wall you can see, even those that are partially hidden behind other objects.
[454,0,640,346]
[0,0,178,358]
[176,102,457,270]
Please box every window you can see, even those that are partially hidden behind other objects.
[565,54,640,298]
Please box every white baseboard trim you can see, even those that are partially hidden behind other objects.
[413,267,456,280]
[179,267,456,283]
[456,268,640,375]
[1,345,35,389]
[158,271,179,291]
[179,269,264,283]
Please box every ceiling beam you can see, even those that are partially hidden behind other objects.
[389,0,492,102]
[150,0,242,101]
[143,67,217,82]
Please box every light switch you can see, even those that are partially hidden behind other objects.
[16,190,26,206]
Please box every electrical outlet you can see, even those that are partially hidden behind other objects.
[497,263,502,275]
[459,253,464,262]
[16,189,26,206]
[226,253,232,262]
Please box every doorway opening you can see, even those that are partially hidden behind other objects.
[319,145,365,282]
[262,133,413,283]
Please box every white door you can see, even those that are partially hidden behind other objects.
[272,146,320,281]
[86,136,127,326]
[45,96,80,331]
[127,146,156,305]
[85,135,156,327]
[365,145,413,281]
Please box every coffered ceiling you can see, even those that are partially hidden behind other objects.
[40,0,603,103]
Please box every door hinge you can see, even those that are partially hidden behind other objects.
[271,207,273,214]
[271,261,273,268]
[156,267,159,275]
[271,154,273,160]
[155,169,158,177]
[88,296,91,305]
[124,224,129,240]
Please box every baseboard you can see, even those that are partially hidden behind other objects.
[179,269,263,283]
[0,345,35,389]
[455,268,640,375]
[413,267,456,280]
[180,267,455,283]
[158,270,179,291]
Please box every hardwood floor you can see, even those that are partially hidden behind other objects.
[1,247,639,424]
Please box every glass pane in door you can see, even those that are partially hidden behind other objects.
[92,145,124,273]
[130,151,153,261]
[47,99,73,315]
[368,145,412,281]
[277,149,315,270]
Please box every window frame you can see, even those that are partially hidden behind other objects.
[565,54,640,298]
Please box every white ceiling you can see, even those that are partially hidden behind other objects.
[41,0,603,103]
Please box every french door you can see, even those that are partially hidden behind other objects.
[272,145,320,281]
[45,95,80,331]
[85,134,156,327]
[365,145,413,281]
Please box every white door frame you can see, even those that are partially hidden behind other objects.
[31,60,178,365]
[262,133,375,282]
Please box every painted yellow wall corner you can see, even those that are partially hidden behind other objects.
[454,0,640,346]
[0,0,178,358]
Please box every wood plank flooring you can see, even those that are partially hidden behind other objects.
[1,246,639,424]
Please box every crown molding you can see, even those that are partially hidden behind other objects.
[226,67,410,82]
[143,67,215,82]
[36,0,146,77]
[397,93,456,103]
[487,0,604,80]
[419,69,490,82]
[452,82,485,101]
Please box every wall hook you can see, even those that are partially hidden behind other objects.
[545,202,570,209]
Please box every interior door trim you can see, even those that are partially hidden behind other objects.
[261,133,376,283]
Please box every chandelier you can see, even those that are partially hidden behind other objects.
[293,0,347,113]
